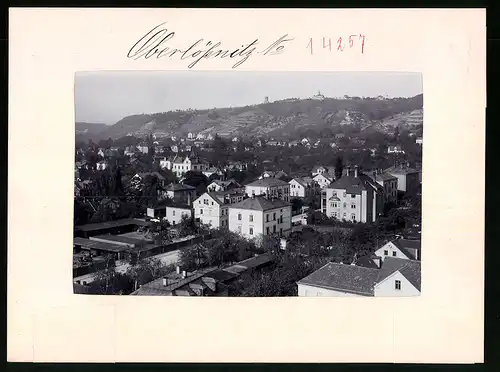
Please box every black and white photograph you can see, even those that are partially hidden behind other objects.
[73,71,423,297]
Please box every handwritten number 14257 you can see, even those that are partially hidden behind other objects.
[306,35,366,55]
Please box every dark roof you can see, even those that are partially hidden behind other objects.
[328,172,383,194]
[204,192,224,205]
[90,234,149,246]
[74,218,150,232]
[354,255,381,269]
[136,172,166,181]
[236,253,274,269]
[73,237,130,252]
[73,283,93,294]
[298,256,421,295]
[391,239,421,260]
[376,173,398,182]
[165,183,196,192]
[384,165,419,175]
[245,178,289,187]
[202,269,239,283]
[229,196,291,211]
[298,263,382,296]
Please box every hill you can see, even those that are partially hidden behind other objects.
[75,122,109,142]
[82,94,423,141]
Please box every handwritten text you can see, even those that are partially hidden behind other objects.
[306,35,366,55]
[127,23,295,69]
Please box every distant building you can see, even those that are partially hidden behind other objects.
[166,204,193,226]
[137,143,149,154]
[164,183,196,205]
[207,179,241,193]
[96,160,108,171]
[313,173,333,189]
[264,96,269,104]
[228,195,292,239]
[369,170,398,204]
[289,177,317,198]
[387,145,405,154]
[416,137,423,146]
[244,178,290,202]
[297,257,421,297]
[193,192,230,229]
[384,163,420,196]
[311,90,325,100]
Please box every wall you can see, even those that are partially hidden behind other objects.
[228,208,264,238]
[289,180,306,198]
[374,242,409,260]
[166,207,192,226]
[325,188,363,222]
[297,284,364,297]
[373,271,420,297]
[194,195,223,228]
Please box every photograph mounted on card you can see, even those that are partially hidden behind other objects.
[73,70,422,298]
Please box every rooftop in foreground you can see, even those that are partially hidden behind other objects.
[75,218,150,232]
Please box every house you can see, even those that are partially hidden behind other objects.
[313,173,333,189]
[301,138,310,145]
[323,166,384,223]
[206,134,214,141]
[311,165,336,178]
[258,170,288,180]
[97,148,105,158]
[167,154,209,178]
[154,145,165,153]
[96,160,108,171]
[288,140,299,148]
[207,179,241,193]
[166,204,193,226]
[202,167,222,178]
[416,137,423,146]
[171,145,179,153]
[228,195,292,239]
[137,143,149,154]
[193,192,231,229]
[289,177,317,198]
[187,132,195,140]
[124,146,136,157]
[387,145,405,154]
[369,170,398,204]
[297,256,421,297]
[244,178,290,202]
[374,238,421,261]
[384,163,420,196]
[164,183,196,205]
[131,266,235,296]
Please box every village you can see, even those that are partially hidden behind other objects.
[73,123,423,297]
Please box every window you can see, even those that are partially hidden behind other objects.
[273,213,276,221]
[343,203,347,208]
[249,227,254,235]
[173,210,176,216]
[280,228,283,236]
[343,192,346,197]
[266,214,269,222]
[266,227,270,235]
[203,199,209,205]
[351,194,356,199]
[392,251,397,257]
[238,213,242,220]
[280,209,283,212]
[333,212,337,217]
[384,250,388,256]
[273,225,276,233]
[200,209,203,215]
[395,280,401,290]
[237,225,242,233]
[351,204,356,209]
[351,214,356,220]
[249,214,253,222]
[211,202,214,205]
[279,215,283,223]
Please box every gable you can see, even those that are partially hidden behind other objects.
[375,242,412,259]
[374,270,420,295]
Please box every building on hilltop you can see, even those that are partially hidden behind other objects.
[297,256,421,297]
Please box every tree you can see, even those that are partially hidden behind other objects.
[291,198,304,214]
[90,254,134,295]
[149,219,172,245]
[334,156,344,180]
[183,171,209,194]
[126,257,175,291]
[178,243,208,271]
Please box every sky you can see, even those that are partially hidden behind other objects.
[75,71,423,125]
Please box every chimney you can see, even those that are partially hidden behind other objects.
[354,166,359,178]
[346,166,350,177]
[182,270,187,279]
[176,266,181,274]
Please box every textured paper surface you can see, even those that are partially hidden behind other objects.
[8,8,485,363]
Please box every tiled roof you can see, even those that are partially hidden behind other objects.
[376,173,398,182]
[245,178,289,187]
[229,196,291,211]
[136,172,166,181]
[391,239,421,260]
[385,165,419,175]
[297,256,421,295]
[165,183,196,191]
